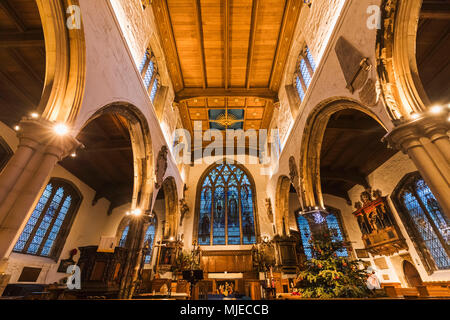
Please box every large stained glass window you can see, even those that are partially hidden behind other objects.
[119,225,129,248]
[296,215,312,260]
[394,173,450,270]
[143,218,157,264]
[13,179,81,259]
[197,163,256,245]
[326,213,348,257]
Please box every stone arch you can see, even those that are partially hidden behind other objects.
[299,98,387,209]
[37,0,86,124]
[0,137,13,173]
[80,102,154,213]
[160,176,178,239]
[376,0,430,121]
[275,175,291,236]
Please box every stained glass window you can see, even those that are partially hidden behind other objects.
[296,215,312,260]
[13,179,81,259]
[119,225,129,248]
[143,220,156,264]
[394,174,450,270]
[140,48,160,103]
[143,60,154,88]
[296,76,305,101]
[326,213,348,257]
[295,45,315,101]
[197,162,257,245]
[150,77,158,102]
[138,51,148,73]
[306,47,316,72]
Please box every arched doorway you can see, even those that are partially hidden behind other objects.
[60,103,153,214]
[300,99,395,208]
[403,260,423,288]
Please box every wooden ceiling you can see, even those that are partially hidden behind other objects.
[60,113,134,213]
[320,110,397,203]
[417,0,450,105]
[152,0,302,135]
[0,0,45,127]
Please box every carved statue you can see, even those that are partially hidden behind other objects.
[360,190,373,206]
[155,146,168,189]
[265,198,274,222]
[179,198,189,226]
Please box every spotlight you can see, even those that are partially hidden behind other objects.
[70,152,77,158]
[125,211,130,216]
[14,125,20,131]
[430,105,443,114]
[132,208,142,216]
[30,112,39,119]
[54,123,69,136]
[314,206,319,210]
[169,236,174,241]
[410,113,420,120]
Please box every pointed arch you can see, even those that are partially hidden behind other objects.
[193,161,259,246]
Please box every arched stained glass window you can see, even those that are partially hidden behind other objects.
[326,213,348,257]
[143,218,156,264]
[296,215,312,260]
[197,163,257,245]
[393,173,450,271]
[119,225,129,248]
[150,77,159,102]
[294,45,316,102]
[139,48,160,103]
[13,179,81,260]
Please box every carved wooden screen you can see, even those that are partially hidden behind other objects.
[393,173,450,271]
[13,178,82,260]
[197,163,256,246]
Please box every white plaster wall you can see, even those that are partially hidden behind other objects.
[76,0,183,197]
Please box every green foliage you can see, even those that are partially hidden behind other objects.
[172,250,200,272]
[295,229,372,298]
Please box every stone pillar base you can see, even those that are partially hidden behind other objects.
[0,273,11,296]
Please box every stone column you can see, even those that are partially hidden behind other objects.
[385,114,450,219]
[0,119,80,281]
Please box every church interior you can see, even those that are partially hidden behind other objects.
[0,0,449,300]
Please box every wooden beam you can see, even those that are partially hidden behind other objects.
[321,168,370,188]
[268,0,302,91]
[0,70,36,107]
[176,88,278,100]
[245,0,259,89]
[420,2,450,19]
[151,0,184,91]
[224,0,230,89]
[7,48,43,85]
[0,30,44,48]
[0,0,26,32]
[193,0,207,89]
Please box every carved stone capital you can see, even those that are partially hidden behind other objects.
[17,118,82,160]
[384,114,450,153]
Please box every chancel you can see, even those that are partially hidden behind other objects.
[0,0,449,302]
